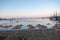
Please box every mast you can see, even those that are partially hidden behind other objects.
[55,11,58,24]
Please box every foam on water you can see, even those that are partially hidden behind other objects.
[0,19,56,30]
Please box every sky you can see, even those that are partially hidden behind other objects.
[0,0,60,18]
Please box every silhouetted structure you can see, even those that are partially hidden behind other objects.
[50,11,60,21]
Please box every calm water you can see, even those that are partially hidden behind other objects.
[0,18,56,30]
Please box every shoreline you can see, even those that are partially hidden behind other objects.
[0,29,60,40]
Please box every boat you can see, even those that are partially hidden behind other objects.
[50,16,60,21]
[50,12,60,21]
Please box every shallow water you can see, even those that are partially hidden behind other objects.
[0,18,56,30]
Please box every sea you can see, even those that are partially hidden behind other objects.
[0,18,56,30]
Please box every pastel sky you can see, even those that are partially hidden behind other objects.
[0,0,60,18]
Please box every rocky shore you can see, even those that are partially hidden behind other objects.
[0,24,60,40]
[0,29,60,40]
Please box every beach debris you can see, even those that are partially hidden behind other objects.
[27,24,35,29]
[13,24,23,29]
[47,23,50,25]
[3,26,9,28]
[53,24,60,29]
[0,25,12,28]
[36,24,47,30]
